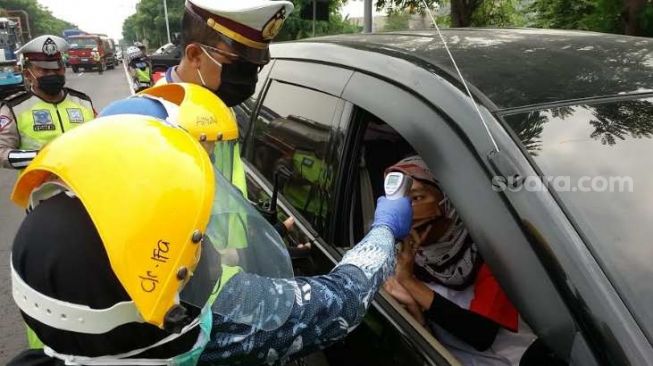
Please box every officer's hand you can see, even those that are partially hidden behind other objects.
[372,196,412,239]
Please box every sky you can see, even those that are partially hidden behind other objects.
[37,0,139,40]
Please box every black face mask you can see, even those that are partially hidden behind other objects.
[36,74,66,97]
[215,61,258,107]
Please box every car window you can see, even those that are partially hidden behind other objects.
[346,112,416,246]
[69,38,97,49]
[233,62,273,144]
[245,80,342,236]
[163,45,178,55]
[503,97,653,341]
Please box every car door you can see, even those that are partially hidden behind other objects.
[240,59,456,366]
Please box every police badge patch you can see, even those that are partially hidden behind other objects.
[0,115,11,131]
[32,110,56,131]
[66,108,84,123]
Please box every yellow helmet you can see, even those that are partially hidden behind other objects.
[12,115,215,330]
[138,83,238,143]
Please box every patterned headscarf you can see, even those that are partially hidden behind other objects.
[387,156,481,289]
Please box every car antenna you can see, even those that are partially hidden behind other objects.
[420,0,500,152]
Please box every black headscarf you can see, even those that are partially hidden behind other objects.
[11,193,199,359]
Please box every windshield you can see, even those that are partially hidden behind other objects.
[153,43,175,55]
[503,97,653,339]
[69,38,98,49]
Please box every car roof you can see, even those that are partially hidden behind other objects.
[276,28,653,111]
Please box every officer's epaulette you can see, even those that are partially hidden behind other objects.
[65,87,92,102]
[1,90,32,107]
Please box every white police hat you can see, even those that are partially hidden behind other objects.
[186,0,294,64]
[16,35,68,69]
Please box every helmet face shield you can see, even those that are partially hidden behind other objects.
[179,166,295,332]
[206,166,293,279]
[211,140,236,182]
[178,232,222,309]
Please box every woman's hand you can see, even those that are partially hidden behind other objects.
[395,225,432,283]
[384,277,425,325]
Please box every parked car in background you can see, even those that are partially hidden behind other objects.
[116,48,123,63]
[149,42,181,77]
[235,29,653,366]
[67,34,116,73]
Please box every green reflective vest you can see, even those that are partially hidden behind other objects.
[7,89,94,151]
[12,89,94,349]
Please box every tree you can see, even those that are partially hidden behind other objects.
[588,100,653,146]
[383,11,412,31]
[274,0,360,41]
[451,0,483,26]
[123,0,360,46]
[375,0,524,28]
[529,0,653,36]
[122,0,184,49]
[0,0,77,40]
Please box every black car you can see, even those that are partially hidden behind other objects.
[235,28,653,365]
[149,43,181,74]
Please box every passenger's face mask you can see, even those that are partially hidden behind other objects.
[30,70,65,97]
[215,61,258,107]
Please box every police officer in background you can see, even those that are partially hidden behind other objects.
[0,35,95,169]
[157,0,293,195]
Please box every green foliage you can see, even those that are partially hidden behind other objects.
[529,0,653,36]
[376,0,524,28]
[529,0,597,30]
[640,3,653,36]
[375,0,438,13]
[471,0,525,27]
[122,0,184,49]
[272,0,361,41]
[123,0,361,46]
[0,0,77,40]
[383,11,412,32]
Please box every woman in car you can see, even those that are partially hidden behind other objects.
[383,156,538,366]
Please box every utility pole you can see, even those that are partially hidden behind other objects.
[363,0,373,33]
[163,0,172,44]
[312,0,316,37]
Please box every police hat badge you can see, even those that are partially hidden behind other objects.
[42,37,58,56]
[262,8,287,40]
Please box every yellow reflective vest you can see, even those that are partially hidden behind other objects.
[5,89,94,349]
[5,89,95,151]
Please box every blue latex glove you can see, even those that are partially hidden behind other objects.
[372,196,412,239]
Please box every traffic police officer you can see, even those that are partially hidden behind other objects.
[0,35,95,169]
[156,0,293,194]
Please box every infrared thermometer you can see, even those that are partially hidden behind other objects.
[384,172,413,200]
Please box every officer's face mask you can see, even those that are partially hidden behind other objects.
[196,46,222,92]
[214,61,259,107]
[196,45,258,107]
[30,70,65,97]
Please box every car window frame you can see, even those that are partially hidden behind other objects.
[243,60,354,239]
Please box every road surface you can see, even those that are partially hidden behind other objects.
[0,65,131,363]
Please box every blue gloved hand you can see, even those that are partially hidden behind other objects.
[372,196,413,239]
